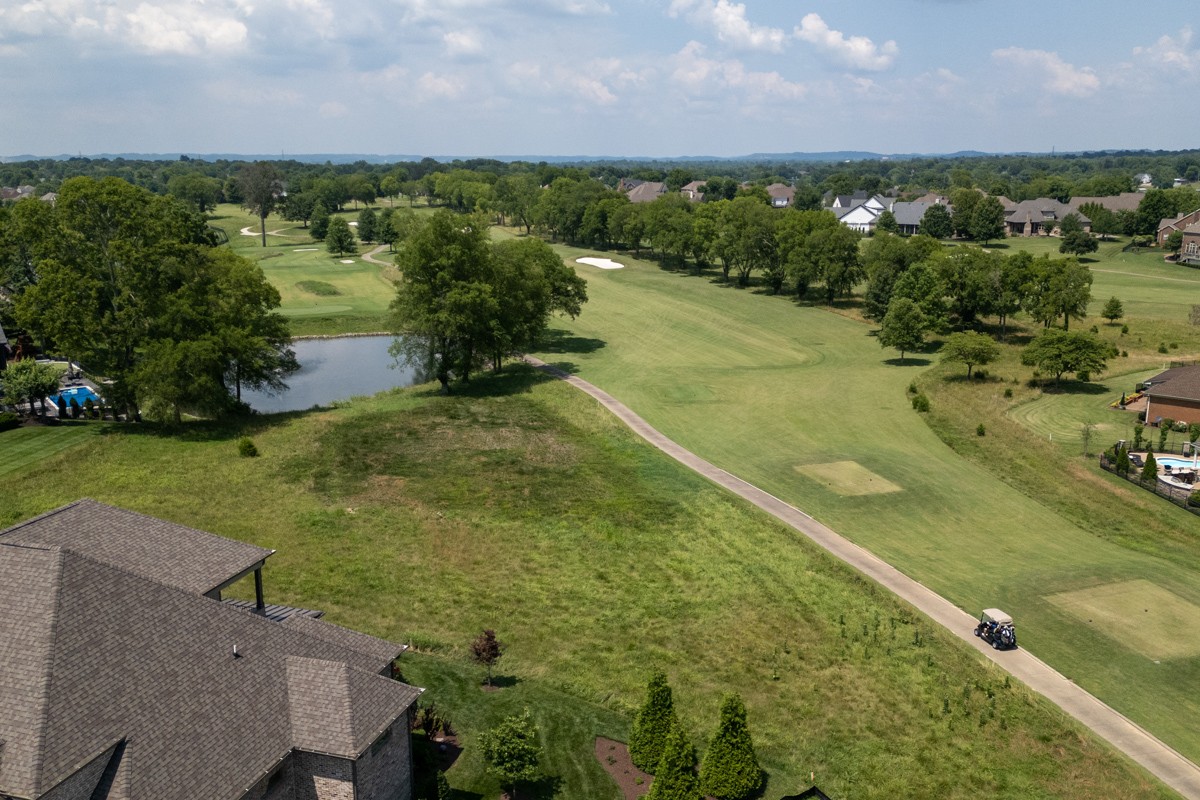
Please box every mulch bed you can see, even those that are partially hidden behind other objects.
[595,737,652,800]
[431,733,462,772]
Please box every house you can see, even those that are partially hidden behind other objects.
[1065,192,1144,216]
[766,183,795,208]
[1158,209,1200,246]
[832,195,888,233]
[0,321,9,370]
[1180,222,1200,265]
[888,200,951,236]
[1003,198,1089,237]
[0,499,421,800]
[1135,172,1154,189]
[1142,364,1200,425]
[626,181,667,204]
[680,180,706,202]
[780,787,834,800]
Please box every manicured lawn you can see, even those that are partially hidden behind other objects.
[0,423,99,478]
[533,244,1200,765]
[0,371,1172,800]
[210,204,404,335]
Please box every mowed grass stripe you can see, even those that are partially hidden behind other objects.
[534,243,1200,763]
[0,425,97,477]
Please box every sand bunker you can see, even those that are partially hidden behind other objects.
[576,257,624,270]
[339,259,355,264]
[795,461,901,496]
[1047,579,1200,661]
[294,247,319,252]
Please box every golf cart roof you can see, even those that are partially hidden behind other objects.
[981,608,1013,624]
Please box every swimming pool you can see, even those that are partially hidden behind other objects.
[51,386,102,407]
[1156,457,1200,471]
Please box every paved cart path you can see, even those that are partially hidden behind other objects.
[524,355,1200,800]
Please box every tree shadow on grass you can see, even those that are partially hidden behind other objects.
[883,357,932,366]
[522,775,564,800]
[453,365,559,398]
[538,329,606,355]
[483,674,521,689]
[1036,380,1111,395]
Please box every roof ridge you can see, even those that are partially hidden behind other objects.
[0,499,86,538]
[28,547,66,797]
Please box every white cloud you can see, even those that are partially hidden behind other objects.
[417,71,466,100]
[668,0,787,53]
[794,13,897,71]
[992,47,1100,97]
[1133,27,1200,73]
[505,60,621,106]
[443,29,484,57]
[123,3,247,55]
[670,41,806,100]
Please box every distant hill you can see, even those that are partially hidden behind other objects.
[2,149,1012,165]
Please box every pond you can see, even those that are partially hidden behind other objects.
[240,335,421,414]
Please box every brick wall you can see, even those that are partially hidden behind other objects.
[241,756,295,800]
[1146,397,1200,426]
[294,753,355,800]
[354,721,413,800]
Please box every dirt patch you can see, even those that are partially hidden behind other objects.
[1046,579,1200,660]
[595,737,651,800]
[795,461,901,496]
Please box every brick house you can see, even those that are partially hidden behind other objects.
[1143,365,1200,426]
[1003,198,1089,237]
[0,500,421,800]
[1159,209,1200,247]
[1181,223,1200,265]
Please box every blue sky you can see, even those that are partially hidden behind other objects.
[1,0,1197,158]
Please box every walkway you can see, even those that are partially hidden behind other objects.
[361,244,391,266]
[524,355,1200,800]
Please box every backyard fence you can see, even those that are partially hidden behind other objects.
[1098,453,1200,516]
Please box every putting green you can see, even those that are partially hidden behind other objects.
[795,460,902,496]
[1047,580,1200,661]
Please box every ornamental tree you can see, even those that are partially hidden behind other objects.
[699,694,763,800]
[1141,451,1159,482]
[629,671,679,773]
[470,629,504,688]
[646,725,701,800]
[478,709,542,796]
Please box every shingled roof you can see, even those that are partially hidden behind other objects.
[0,499,273,595]
[0,506,419,800]
[1144,365,1200,403]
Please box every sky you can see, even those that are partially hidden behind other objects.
[1,0,1198,159]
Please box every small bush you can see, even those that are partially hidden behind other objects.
[0,411,20,432]
[976,423,986,437]
[1120,324,1129,335]
[1158,342,1169,354]
[1077,371,1090,382]
[907,381,917,394]
[911,393,930,412]
[1188,493,1200,508]
[974,369,988,381]
[1003,388,1013,398]
[1089,325,1099,334]
[1121,350,1128,357]
[237,437,259,458]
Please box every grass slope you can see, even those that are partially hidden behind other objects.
[536,244,1200,765]
[0,370,1172,800]
[0,423,99,477]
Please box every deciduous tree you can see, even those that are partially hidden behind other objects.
[1101,296,1124,323]
[940,331,999,378]
[878,297,927,361]
[470,629,504,687]
[326,216,357,257]
[236,161,282,247]
[478,709,542,796]
[1020,328,1109,385]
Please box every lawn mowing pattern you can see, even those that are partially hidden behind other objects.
[794,461,902,495]
[1004,368,1158,450]
[1047,580,1200,661]
[531,244,1200,765]
[0,371,1174,800]
[0,425,97,477]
